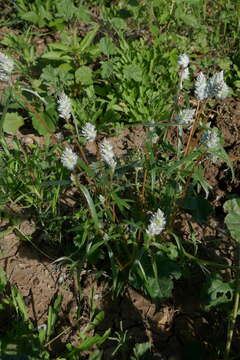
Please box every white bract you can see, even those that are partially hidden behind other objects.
[82,122,97,142]
[207,71,229,100]
[61,148,78,170]
[181,67,189,81]
[57,92,72,120]
[178,54,190,68]
[176,109,195,124]
[99,195,106,204]
[195,71,229,101]
[146,208,166,237]
[55,132,64,141]
[178,54,190,89]
[0,52,14,82]
[206,130,220,150]
[194,72,208,100]
[100,138,116,169]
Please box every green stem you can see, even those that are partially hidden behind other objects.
[224,245,240,360]
[0,86,12,135]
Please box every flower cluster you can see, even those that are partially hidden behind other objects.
[61,148,78,170]
[205,129,220,150]
[178,54,190,89]
[195,71,228,100]
[57,92,72,120]
[146,208,166,237]
[0,52,14,82]
[100,138,116,169]
[81,122,97,142]
[178,54,190,68]
[176,109,195,124]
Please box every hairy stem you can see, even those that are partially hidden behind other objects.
[224,245,240,360]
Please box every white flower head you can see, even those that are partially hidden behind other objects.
[176,109,195,124]
[61,147,78,170]
[181,67,189,81]
[99,195,106,204]
[195,71,229,101]
[206,129,220,150]
[207,71,228,100]
[0,52,14,82]
[57,92,72,120]
[82,122,97,142]
[55,132,64,141]
[195,72,208,100]
[178,54,190,68]
[100,138,116,169]
[146,208,166,237]
[179,63,190,89]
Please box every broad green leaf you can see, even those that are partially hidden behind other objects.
[31,111,56,135]
[56,0,75,21]
[99,37,118,55]
[180,194,213,222]
[101,61,114,79]
[224,198,240,243]
[202,274,234,310]
[75,66,93,85]
[3,112,24,134]
[130,250,181,302]
[123,64,142,82]
[180,14,198,27]
[75,6,91,23]
[20,11,39,25]
[110,17,127,30]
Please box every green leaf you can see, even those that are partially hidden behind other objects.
[20,11,39,25]
[56,0,75,21]
[224,198,240,243]
[75,66,93,85]
[131,342,152,360]
[110,17,127,30]
[0,267,7,293]
[180,193,213,222]
[215,147,234,180]
[11,286,29,321]
[31,111,56,135]
[49,42,70,51]
[67,329,110,355]
[99,37,118,55]
[75,6,91,23]
[89,311,105,329]
[3,112,24,134]
[180,14,198,27]
[202,274,234,310]
[78,25,99,53]
[123,64,142,82]
[41,51,71,61]
[78,184,101,230]
[101,61,114,79]
[130,250,181,302]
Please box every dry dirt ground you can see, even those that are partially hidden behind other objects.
[1,99,240,359]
